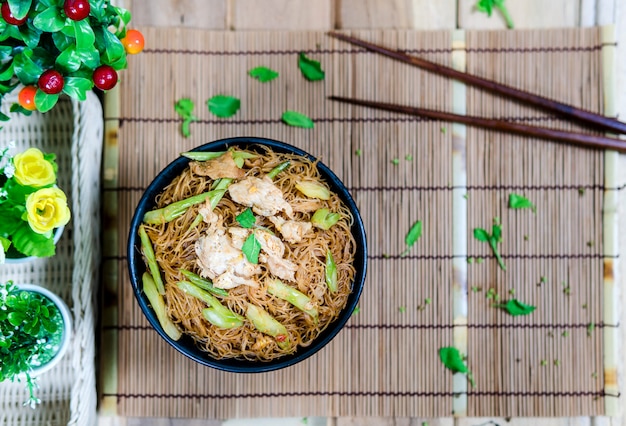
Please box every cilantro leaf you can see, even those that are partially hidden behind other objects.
[473,222,506,271]
[236,208,256,229]
[241,234,261,264]
[473,228,490,242]
[508,193,536,213]
[248,66,279,82]
[438,346,475,387]
[298,52,325,81]
[400,219,422,257]
[207,95,241,118]
[174,98,198,138]
[475,0,514,29]
[281,110,314,128]
[493,299,536,316]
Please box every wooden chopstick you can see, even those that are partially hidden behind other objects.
[328,95,626,153]
[327,31,626,136]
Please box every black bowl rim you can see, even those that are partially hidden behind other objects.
[127,136,367,373]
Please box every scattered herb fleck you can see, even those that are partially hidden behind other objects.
[592,371,598,379]
[352,306,360,315]
[562,331,569,338]
[540,276,547,283]
[441,126,447,134]
[540,360,547,366]
[547,331,554,338]
[523,235,529,241]
[438,346,475,388]
[473,219,506,271]
[248,66,279,82]
[508,288,515,296]
[398,306,406,313]
[405,154,413,161]
[475,0,515,29]
[424,298,431,305]
[578,187,586,196]
[492,299,536,316]
[587,240,594,247]
[471,286,482,293]
[582,303,588,310]
[462,193,469,200]
[301,417,308,425]
[401,220,422,256]
[587,322,595,337]
[382,253,391,259]
[355,148,362,156]
[298,52,325,81]
[281,110,314,128]
[207,95,241,118]
[554,359,560,367]
[476,257,484,264]
[467,257,474,264]
[174,98,198,138]
[486,288,498,300]
[391,158,400,166]
[508,193,536,213]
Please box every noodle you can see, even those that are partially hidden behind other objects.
[142,147,357,361]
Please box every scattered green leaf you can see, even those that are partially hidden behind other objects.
[398,306,406,313]
[207,95,241,118]
[281,110,314,128]
[475,0,515,29]
[540,360,547,366]
[562,331,569,338]
[401,220,422,256]
[441,127,447,134]
[471,286,482,293]
[424,298,431,305]
[352,306,360,315]
[405,154,413,161]
[391,158,400,166]
[298,52,325,81]
[578,187,586,196]
[467,257,474,264]
[476,257,484,264]
[473,221,506,271]
[355,148,362,156]
[248,66,279,82]
[492,299,536,316]
[587,322,595,337]
[438,346,475,388]
[174,98,198,138]
[554,359,560,366]
[462,193,469,200]
[508,193,536,213]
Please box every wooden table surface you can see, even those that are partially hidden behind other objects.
[98,1,626,425]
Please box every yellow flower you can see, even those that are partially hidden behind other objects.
[25,187,71,234]
[13,148,56,188]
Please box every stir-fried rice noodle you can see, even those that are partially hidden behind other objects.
[142,147,357,361]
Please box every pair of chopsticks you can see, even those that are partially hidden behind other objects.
[326,32,626,153]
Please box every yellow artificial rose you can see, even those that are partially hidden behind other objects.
[25,187,71,234]
[13,147,56,188]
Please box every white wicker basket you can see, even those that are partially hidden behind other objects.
[0,91,103,426]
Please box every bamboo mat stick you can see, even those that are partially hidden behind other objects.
[599,24,620,416]
[451,28,469,418]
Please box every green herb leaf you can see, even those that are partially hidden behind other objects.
[508,193,536,213]
[439,346,475,387]
[298,52,325,81]
[241,234,261,264]
[175,98,198,138]
[473,228,490,242]
[494,299,536,316]
[281,110,314,128]
[405,220,422,247]
[248,66,279,82]
[475,0,514,28]
[352,306,360,315]
[207,95,240,118]
[236,208,256,229]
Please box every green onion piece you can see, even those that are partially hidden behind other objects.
[139,224,165,294]
[188,213,203,231]
[267,278,318,321]
[311,208,341,230]
[177,281,244,329]
[181,150,257,164]
[295,181,331,200]
[266,161,291,180]
[201,308,243,329]
[142,272,181,340]
[179,269,229,297]
[324,250,338,293]
[143,179,232,224]
[245,303,291,350]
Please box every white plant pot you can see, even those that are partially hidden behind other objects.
[4,225,65,264]
[15,283,72,377]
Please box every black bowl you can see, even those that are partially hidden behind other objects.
[127,137,367,373]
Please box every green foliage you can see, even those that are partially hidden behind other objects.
[0,0,135,113]
[0,281,64,407]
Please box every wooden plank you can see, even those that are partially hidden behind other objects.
[457,0,579,29]
[337,0,456,29]
[127,0,228,29]
[232,0,333,30]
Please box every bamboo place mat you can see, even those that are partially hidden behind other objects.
[100,26,620,418]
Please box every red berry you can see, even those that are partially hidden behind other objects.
[63,0,90,21]
[93,65,118,91]
[38,70,65,95]
[1,2,27,25]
